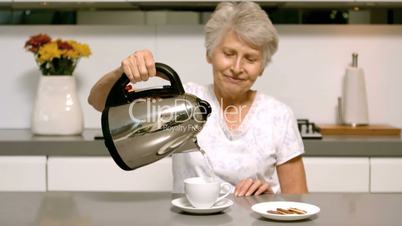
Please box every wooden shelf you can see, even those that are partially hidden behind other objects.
[318,124,401,136]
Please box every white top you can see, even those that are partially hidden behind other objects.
[172,82,304,193]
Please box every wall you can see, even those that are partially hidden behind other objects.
[1,24,401,129]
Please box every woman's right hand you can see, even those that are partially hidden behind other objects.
[234,175,274,197]
[121,49,156,83]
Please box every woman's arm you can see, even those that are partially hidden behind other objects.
[87,67,123,112]
[277,156,308,194]
[234,156,308,196]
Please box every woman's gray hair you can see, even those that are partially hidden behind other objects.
[204,1,279,67]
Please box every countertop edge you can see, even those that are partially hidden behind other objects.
[1,129,402,157]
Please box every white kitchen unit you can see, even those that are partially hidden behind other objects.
[0,156,46,191]
[303,157,370,192]
[47,156,172,191]
[12,0,126,2]
[370,157,402,193]
[47,156,372,192]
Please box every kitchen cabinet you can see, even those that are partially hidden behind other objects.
[370,157,402,192]
[303,157,370,192]
[0,156,46,191]
[1,130,401,192]
[5,0,367,9]
[10,0,354,2]
[47,156,172,191]
[0,155,398,193]
[47,156,371,193]
[12,0,126,2]
[355,0,402,1]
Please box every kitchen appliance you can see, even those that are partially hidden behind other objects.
[297,119,322,139]
[101,63,211,171]
[339,53,369,126]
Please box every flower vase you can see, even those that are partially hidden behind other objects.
[31,75,84,135]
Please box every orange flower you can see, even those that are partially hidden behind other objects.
[57,40,73,51]
[24,34,51,53]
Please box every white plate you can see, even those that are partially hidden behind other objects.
[171,197,233,214]
[251,201,320,221]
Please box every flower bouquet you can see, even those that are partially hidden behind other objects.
[24,34,91,75]
[25,34,91,135]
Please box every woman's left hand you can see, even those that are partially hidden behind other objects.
[234,178,273,197]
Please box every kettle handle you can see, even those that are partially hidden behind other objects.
[105,62,185,107]
[154,62,185,95]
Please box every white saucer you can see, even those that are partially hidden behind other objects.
[171,197,233,214]
[252,201,320,221]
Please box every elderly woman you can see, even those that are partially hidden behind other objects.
[88,1,308,196]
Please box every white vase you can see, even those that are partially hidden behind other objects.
[31,76,84,135]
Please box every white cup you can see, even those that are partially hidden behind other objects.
[184,177,232,208]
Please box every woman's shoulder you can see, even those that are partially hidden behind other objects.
[255,92,293,115]
[183,82,210,97]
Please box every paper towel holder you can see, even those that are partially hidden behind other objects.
[338,53,369,127]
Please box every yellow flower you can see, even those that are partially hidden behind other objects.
[63,49,80,59]
[25,33,91,75]
[77,43,91,57]
[37,42,61,63]
[66,40,92,58]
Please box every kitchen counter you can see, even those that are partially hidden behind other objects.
[1,192,402,226]
[1,129,402,157]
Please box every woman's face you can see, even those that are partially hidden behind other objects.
[208,30,264,98]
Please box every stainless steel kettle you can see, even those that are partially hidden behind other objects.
[101,63,211,171]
